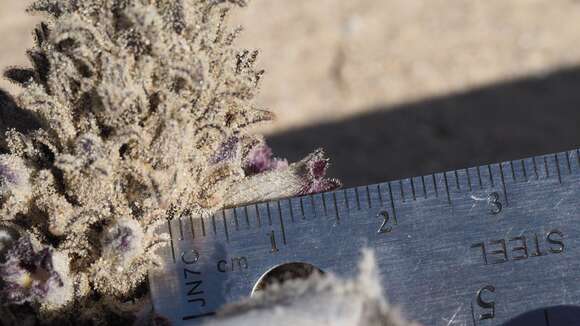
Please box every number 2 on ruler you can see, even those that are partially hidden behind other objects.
[377,210,397,234]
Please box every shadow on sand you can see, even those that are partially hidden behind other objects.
[268,67,580,187]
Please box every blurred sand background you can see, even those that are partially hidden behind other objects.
[2,1,580,186]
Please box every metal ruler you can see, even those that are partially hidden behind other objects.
[149,149,580,326]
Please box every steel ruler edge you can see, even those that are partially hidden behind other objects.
[149,149,580,326]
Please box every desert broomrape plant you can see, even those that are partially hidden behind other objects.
[0,0,340,324]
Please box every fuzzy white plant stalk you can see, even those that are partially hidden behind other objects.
[203,250,417,326]
[0,0,340,324]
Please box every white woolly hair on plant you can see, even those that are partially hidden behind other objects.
[0,154,32,218]
[203,250,418,326]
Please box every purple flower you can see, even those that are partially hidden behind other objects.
[0,155,30,200]
[0,224,19,263]
[0,237,64,305]
[298,150,341,195]
[244,144,288,175]
[109,225,134,252]
[101,219,144,261]
[210,136,240,164]
[75,134,103,164]
[0,162,19,186]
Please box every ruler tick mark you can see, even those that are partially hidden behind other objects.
[465,168,472,192]
[499,163,509,206]
[183,312,216,321]
[521,159,527,181]
[532,156,539,179]
[355,187,362,209]
[387,181,397,221]
[487,164,495,187]
[366,185,372,208]
[476,166,483,189]
[299,197,305,218]
[454,170,460,190]
[222,210,230,242]
[244,206,250,228]
[188,214,195,239]
[178,216,184,240]
[544,156,550,178]
[167,219,176,263]
[255,204,262,227]
[321,193,328,215]
[555,154,562,184]
[544,309,551,326]
[232,209,239,231]
[421,176,427,198]
[399,180,406,202]
[432,173,439,197]
[509,161,516,181]
[377,184,384,205]
[276,200,282,218]
[288,198,295,222]
[332,192,340,222]
[566,151,572,173]
[310,195,317,217]
[211,214,217,235]
[343,189,350,211]
[443,172,451,205]
[269,230,279,253]
[267,202,273,225]
[277,201,287,245]
[410,178,416,201]
[200,215,206,236]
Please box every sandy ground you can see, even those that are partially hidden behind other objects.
[231,0,580,133]
[0,1,42,91]
[2,1,580,186]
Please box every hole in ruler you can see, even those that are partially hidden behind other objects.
[251,262,324,295]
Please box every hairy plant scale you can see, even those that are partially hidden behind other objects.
[0,0,339,324]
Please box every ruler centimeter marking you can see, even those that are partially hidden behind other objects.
[153,149,580,326]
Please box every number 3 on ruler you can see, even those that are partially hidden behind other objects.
[488,192,502,215]
[377,210,397,234]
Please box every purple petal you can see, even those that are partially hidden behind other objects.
[244,143,288,175]
[211,136,239,164]
[298,150,341,195]
[0,163,19,185]
[0,238,64,305]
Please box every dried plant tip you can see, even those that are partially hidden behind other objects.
[299,149,342,195]
[224,149,340,207]
[4,68,35,86]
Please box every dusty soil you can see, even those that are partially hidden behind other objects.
[2,1,580,185]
